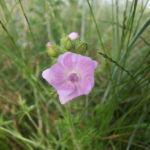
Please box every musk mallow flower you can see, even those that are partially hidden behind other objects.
[68,32,79,40]
[42,52,98,104]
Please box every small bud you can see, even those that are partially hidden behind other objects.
[46,42,52,47]
[68,32,79,40]
[73,37,80,45]
[75,42,88,53]
[61,35,73,50]
[46,42,59,57]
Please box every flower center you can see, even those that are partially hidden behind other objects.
[69,73,79,82]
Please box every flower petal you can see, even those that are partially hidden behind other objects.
[59,87,79,104]
[59,77,94,104]
[78,56,98,77]
[68,32,79,40]
[78,77,94,95]
[58,52,80,70]
[93,60,98,69]
[56,81,75,96]
[42,62,66,87]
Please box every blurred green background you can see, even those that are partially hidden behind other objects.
[0,0,150,149]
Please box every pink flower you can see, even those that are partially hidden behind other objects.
[46,42,52,47]
[42,52,98,104]
[68,32,79,40]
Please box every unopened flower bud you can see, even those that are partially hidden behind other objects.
[68,32,79,40]
[73,37,80,45]
[75,42,88,53]
[46,42,52,47]
[46,42,59,57]
[61,36,73,50]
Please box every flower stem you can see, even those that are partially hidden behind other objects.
[65,104,81,150]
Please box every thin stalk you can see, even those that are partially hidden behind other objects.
[109,17,150,85]
[126,0,138,50]
[120,0,129,55]
[34,89,43,130]
[86,0,104,51]
[111,0,115,58]
[126,108,149,150]
[99,52,133,78]
[87,0,133,79]
[65,104,81,150]
[123,17,150,64]
[18,0,36,46]
[115,0,120,59]
[81,0,86,41]
[133,0,149,35]
[128,17,150,50]
[0,0,10,22]
[45,0,53,41]
[0,19,18,49]
[0,127,45,149]
[85,95,89,117]
[140,36,150,46]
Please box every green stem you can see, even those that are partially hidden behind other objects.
[45,0,53,42]
[65,104,81,150]
[18,0,36,46]
[0,19,18,49]
[98,52,134,78]
[86,0,104,51]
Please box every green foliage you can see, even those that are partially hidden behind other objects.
[0,0,150,149]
